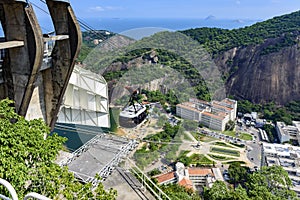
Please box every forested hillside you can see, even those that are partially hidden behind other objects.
[182,10,300,105]
[79,10,300,105]
[181,11,300,55]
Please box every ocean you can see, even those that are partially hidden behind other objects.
[82,18,260,33]
[0,17,259,37]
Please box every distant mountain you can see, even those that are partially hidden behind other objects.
[233,19,244,23]
[205,15,216,20]
[182,10,300,105]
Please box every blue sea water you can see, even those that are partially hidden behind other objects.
[82,18,260,33]
[0,17,259,37]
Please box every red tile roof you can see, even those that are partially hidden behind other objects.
[202,111,226,120]
[155,171,176,184]
[177,103,203,113]
[178,177,193,190]
[188,168,213,176]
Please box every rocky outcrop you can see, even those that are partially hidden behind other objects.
[215,35,300,105]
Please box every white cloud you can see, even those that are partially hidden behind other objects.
[90,6,105,12]
[105,6,123,11]
[236,0,241,5]
[89,6,123,12]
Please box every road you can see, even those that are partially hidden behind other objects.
[246,142,261,167]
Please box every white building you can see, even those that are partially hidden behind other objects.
[201,111,229,132]
[57,65,110,128]
[276,121,300,145]
[262,143,300,197]
[176,102,205,121]
[212,98,237,121]
[154,162,223,191]
[176,98,237,131]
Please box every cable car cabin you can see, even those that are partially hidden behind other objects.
[119,104,147,128]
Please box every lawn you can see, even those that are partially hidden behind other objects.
[191,132,216,142]
[213,141,236,148]
[210,147,240,157]
[183,132,194,141]
[223,131,252,141]
[229,142,245,148]
[223,131,236,137]
[207,154,232,161]
[190,153,214,165]
[224,161,246,165]
[239,132,253,141]
[178,151,214,166]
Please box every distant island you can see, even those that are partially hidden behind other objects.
[205,15,216,20]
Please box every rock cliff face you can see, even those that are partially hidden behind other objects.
[215,36,300,105]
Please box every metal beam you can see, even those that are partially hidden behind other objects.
[43,34,69,42]
[0,41,24,49]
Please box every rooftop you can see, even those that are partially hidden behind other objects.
[177,102,204,113]
[154,171,176,184]
[202,111,227,120]
[178,178,193,190]
[221,98,237,106]
[263,143,300,157]
[119,104,146,118]
[188,168,213,176]
[212,101,233,111]
[212,168,224,181]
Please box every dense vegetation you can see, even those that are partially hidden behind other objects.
[78,11,300,107]
[103,47,211,101]
[133,123,183,168]
[204,165,296,200]
[0,99,117,199]
[160,184,201,200]
[77,30,114,62]
[82,30,225,101]
[181,11,300,55]
[238,100,300,125]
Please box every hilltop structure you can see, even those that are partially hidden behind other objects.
[0,0,81,130]
[56,65,110,128]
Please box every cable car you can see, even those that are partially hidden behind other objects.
[119,87,147,128]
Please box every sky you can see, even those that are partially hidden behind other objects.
[24,0,300,33]
[29,0,300,20]
[67,0,299,20]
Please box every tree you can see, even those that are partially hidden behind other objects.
[225,120,235,131]
[0,99,117,199]
[182,119,198,131]
[246,166,296,200]
[203,181,231,200]
[148,168,161,177]
[229,185,250,200]
[161,184,201,200]
[228,162,248,188]
[204,165,296,200]
[263,124,275,142]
